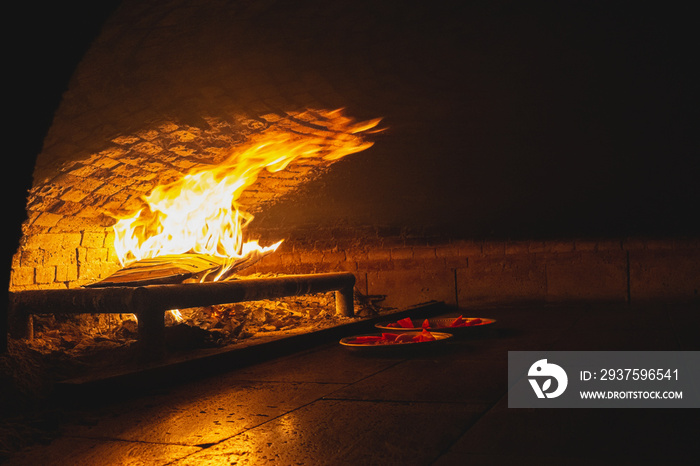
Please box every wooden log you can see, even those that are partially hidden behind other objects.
[10,272,354,316]
[84,254,226,287]
[84,250,275,287]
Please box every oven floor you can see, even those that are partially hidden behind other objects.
[3,301,698,465]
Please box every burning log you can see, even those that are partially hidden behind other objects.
[84,251,274,287]
[9,272,355,358]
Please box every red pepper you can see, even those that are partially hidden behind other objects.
[449,316,465,327]
[422,319,430,329]
[348,335,383,344]
[412,329,436,342]
[348,328,440,345]
[462,318,482,326]
[397,317,415,328]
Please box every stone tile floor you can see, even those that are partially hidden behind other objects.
[3,302,698,465]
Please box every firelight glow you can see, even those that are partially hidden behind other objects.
[111,109,382,277]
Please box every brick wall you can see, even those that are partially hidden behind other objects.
[245,234,700,309]
[11,214,699,307]
[11,230,118,291]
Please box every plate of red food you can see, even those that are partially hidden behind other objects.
[340,329,452,351]
[374,315,496,333]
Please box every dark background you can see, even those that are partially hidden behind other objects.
[254,1,698,240]
[4,3,122,349]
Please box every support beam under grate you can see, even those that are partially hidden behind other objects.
[8,272,355,358]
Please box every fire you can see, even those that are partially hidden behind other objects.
[111,109,382,278]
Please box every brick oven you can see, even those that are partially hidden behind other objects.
[3,3,700,465]
[4,1,699,360]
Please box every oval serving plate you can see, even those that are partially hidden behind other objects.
[339,331,452,352]
[374,317,496,333]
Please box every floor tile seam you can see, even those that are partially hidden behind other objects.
[63,402,313,460]
[57,382,355,450]
[318,397,492,409]
[161,364,420,451]
[155,392,341,461]
[159,398,493,465]
[168,397,327,466]
[228,358,407,386]
[308,359,409,399]
[61,396,333,449]
[60,433,198,448]
[219,378,348,385]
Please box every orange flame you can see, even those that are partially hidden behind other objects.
[112,109,382,273]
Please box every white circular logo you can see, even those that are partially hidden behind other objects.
[528,359,568,398]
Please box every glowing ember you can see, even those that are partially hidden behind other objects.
[111,109,382,279]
